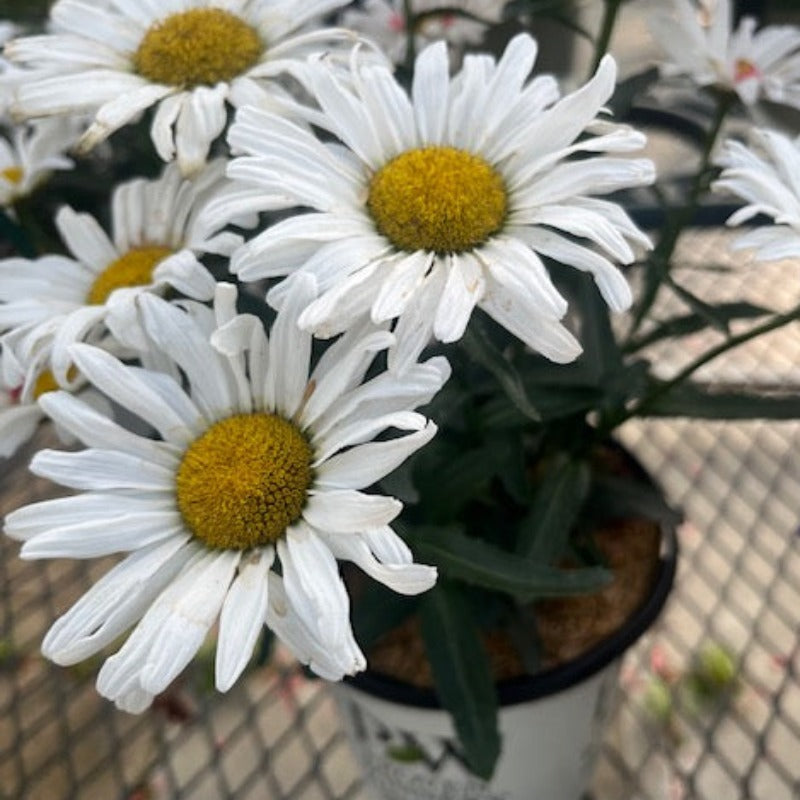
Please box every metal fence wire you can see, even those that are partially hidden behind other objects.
[2,227,800,800]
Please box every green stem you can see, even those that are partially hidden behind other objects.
[402,0,416,74]
[0,206,36,258]
[603,302,800,431]
[629,91,735,336]
[590,0,623,77]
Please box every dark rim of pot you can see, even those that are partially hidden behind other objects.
[344,521,679,709]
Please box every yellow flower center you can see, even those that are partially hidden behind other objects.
[134,8,263,88]
[1,166,23,185]
[87,246,172,305]
[32,366,78,399]
[734,58,760,83]
[366,146,507,254]
[33,370,60,399]
[175,413,314,550]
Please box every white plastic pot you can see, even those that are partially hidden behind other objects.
[335,523,678,800]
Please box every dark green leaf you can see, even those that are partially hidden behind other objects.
[643,384,800,420]
[414,526,611,601]
[586,474,682,528]
[419,584,500,780]
[625,301,770,352]
[516,454,591,562]
[480,385,604,428]
[350,581,419,651]
[571,271,623,384]
[461,322,541,421]
[609,66,661,118]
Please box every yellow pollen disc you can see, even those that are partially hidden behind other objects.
[134,8,263,88]
[176,413,314,550]
[33,370,60,399]
[734,58,760,83]
[32,366,78,399]
[87,246,172,305]
[367,146,507,254]
[1,166,23,185]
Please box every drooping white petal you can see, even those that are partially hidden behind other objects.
[42,537,192,665]
[320,531,437,595]
[215,549,273,692]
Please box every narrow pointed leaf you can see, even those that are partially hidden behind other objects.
[461,321,541,421]
[419,583,500,780]
[414,526,610,601]
[517,454,591,562]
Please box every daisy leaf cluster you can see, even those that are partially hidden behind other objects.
[0,0,799,783]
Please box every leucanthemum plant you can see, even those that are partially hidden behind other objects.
[206,33,655,372]
[713,127,800,259]
[0,118,77,209]
[5,278,446,711]
[0,159,241,385]
[646,0,800,111]
[2,0,800,787]
[4,0,363,174]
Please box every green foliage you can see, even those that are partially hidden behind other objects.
[419,582,501,780]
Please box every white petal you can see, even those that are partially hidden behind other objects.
[38,391,180,468]
[266,571,365,680]
[42,537,191,665]
[278,525,350,649]
[55,206,117,271]
[412,41,450,145]
[433,253,485,343]
[303,490,401,533]
[264,272,316,416]
[30,448,175,492]
[215,549,273,692]
[67,343,199,445]
[137,549,240,694]
[320,532,437,595]
[175,85,228,176]
[20,514,185,560]
[315,422,436,490]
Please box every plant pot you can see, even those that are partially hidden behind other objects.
[334,521,678,800]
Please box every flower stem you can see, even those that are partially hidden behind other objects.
[590,0,623,77]
[603,302,800,431]
[402,0,416,74]
[629,90,735,336]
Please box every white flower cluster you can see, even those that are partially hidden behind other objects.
[0,0,796,713]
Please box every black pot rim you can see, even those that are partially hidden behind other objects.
[345,521,679,710]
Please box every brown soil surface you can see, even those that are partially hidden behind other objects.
[366,517,662,688]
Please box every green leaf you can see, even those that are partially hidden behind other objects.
[350,581,419,651]
[414,526,611,601]
[419,583,500,780]
[461,321,541,422]
[585,474,682,528]
[480,385,604,428]
[609,66,661,118]
[643,384,800,420]
[571,271,623,384]
[516,454,591,562]
[627,300,770,352]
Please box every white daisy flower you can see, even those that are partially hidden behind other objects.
[4,277,446,711]
[340,0,508,65]
[207,34,654,371]
[0,158,242,384]
[5,0,359,175]
[713,127,800,261]
[0,340,63,459]
[0,118,77,208]
[0,327,106,459]
[646,0,800,110]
